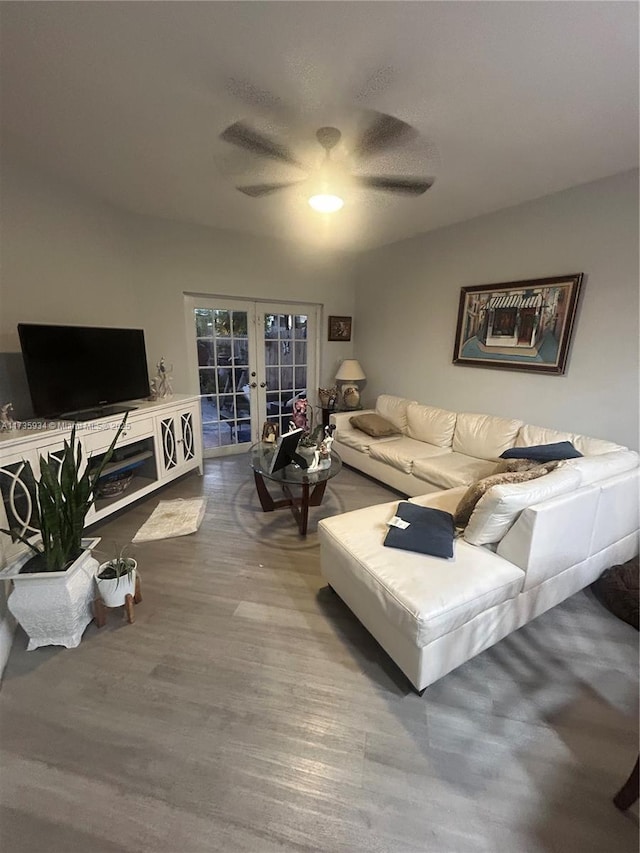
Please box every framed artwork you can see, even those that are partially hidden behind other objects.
[328,315,352,342]
[452,273,584,375]
[261,421,279,444]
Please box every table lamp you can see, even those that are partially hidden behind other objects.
[335,359,366,410]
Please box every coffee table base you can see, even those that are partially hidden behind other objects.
[253,471,328,536]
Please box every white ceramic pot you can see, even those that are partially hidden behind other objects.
[95,560,137,608]
[298,443,317,463]
[0,538,100,651]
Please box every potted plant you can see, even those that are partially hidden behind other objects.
[0,417,127,650]
[95,543,137,608]
[294,402,324,463]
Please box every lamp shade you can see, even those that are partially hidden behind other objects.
[335,359,366,381]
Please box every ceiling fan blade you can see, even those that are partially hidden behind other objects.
[353,112,418,160]
[220,121,303,169]
[355,176,434,195]
[236,182,302,198]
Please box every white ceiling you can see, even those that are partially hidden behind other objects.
[1,2,638,252]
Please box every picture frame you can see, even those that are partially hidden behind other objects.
[261,421,280,444]
[328,315,352,342]
[452,273,584,375]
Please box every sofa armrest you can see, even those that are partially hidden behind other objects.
[330,409,375,431]
[408,486,467,515]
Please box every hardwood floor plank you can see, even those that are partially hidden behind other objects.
[1,456,637,852]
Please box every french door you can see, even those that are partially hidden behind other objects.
[185,296,319,457]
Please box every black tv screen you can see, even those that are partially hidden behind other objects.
[18,323,150,418]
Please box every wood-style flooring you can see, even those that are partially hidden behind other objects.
[1,456,638,852]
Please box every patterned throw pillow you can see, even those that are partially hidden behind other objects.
[493,458,560,475]
[454,465,555,528]
[350,413,399,437]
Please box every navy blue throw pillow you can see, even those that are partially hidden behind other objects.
[500,441,583,462]
[383,502,455,558]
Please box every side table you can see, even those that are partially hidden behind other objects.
[320,406,363,429]
[249,442,342,535]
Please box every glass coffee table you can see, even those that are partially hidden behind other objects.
[249,442,342,535]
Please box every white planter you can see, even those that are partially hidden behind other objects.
[0,538,100,651]
[95,560,137,608]
[298,444,317,463]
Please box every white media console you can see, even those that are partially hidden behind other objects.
[0,394,203,564]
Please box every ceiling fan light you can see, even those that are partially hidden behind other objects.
[308,194,344,213]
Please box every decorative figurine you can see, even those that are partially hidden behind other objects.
[154,357,173,399]
[0,402,15,431]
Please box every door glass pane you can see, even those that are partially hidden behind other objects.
[232,313,248,337]
[294,315,307,338]
[195,309,213,337]
[197,339,215,367]
[195,308,251,450]
[262,313,309,431]
[280,340,293,366]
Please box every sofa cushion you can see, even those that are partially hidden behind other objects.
[572,434,627,456]
[368,437,451,474]
[409,486,469,515]
[454,466,554,528]
[496,484,600,590]
[501,441,582,462]
[453,413,523,461]
[350,412,399,437]
[375,395,414,433]
[516,423,625,456]
[318,500,525,645]
[384,502,455,558]
[406,403,457,447]
[337,428,401,453]
[463,467,582,546]
[561,449,639,486]
[515,423,573,448]
[412,452,496,490]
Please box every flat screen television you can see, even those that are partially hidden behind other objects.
[18,323,150,419]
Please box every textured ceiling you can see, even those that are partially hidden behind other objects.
[1,2,638,252]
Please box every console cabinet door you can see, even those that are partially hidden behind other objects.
[156,406,199,478]
[0,437,70,562]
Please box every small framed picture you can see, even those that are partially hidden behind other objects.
[328,315,352,342]
[261,421,280,444]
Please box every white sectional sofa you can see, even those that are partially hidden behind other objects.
[321,396,639,693]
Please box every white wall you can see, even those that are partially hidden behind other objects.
[0,154,356,397]
[128,216,356,393]
[0,156,140,357]
[353,171,639,450]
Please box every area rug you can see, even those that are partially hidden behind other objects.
[132,498,207,543]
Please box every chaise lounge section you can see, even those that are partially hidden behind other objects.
[321,396,639,692]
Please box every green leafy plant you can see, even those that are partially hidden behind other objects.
[1,417,127,572]
[97,542,136,586]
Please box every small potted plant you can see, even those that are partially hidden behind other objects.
[95,544,137,607]
[291,400,322,462]
[298,423,325,463]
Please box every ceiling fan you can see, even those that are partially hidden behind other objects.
[219,111,435,208]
